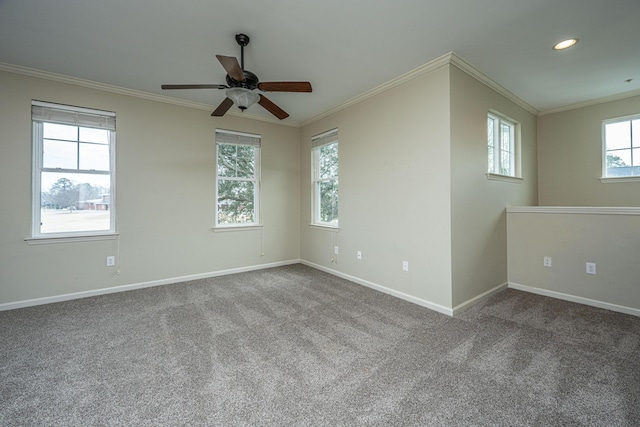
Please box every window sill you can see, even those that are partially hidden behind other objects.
[309,224,340,232]
[599,176,640,184]
[213,224,263,232]
[486,173,523,184]
[25,233,118,245]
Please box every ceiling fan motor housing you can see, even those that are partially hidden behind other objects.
[226,70,259,90]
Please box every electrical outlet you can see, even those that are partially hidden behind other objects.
[543,256,552,268]
[402,261,409,272]
[586,262,596,275]
[334,246,339,255]
[356,250,362,260]
[106,256,115,267]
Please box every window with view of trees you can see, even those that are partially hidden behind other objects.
[311,129,338,226]
[31,101,116,238]
[488,112,519,177]
[216,130,260,227]
[603,115,640,178]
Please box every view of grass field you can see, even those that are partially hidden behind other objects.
[40,209,110,234]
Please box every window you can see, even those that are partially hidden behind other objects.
[603,115,640,178]
[487,112,519,178]
[31,101,116,239]
[311,129,338,226]
[215,130,260,227]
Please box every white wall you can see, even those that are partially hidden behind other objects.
[299,65,453,310]
[449,65,538,307]
[0,71,301,305]
[538,95,640,207]
[507,208,640,316]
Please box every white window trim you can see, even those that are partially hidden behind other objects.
[311,129,339,228]
[309,224,341,232]
[213,225,263,232]
[25,233,118,245]
[30,101,117,242]
[214,129,261,230]
[599,176,640,184]
[487,110,521,180]
[486,173,523,183]
[601,113,640,181]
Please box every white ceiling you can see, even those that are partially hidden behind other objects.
[1,0,639,125]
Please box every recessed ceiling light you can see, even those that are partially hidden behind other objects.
[553,38,578,50]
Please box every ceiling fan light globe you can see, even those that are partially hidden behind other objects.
[226,87,259,110]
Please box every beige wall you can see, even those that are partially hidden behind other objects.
[300,65,453,309]
[7,56,631,314]
[537,95,640,206]
[507,208,640,314]
[0,71,300,304]
[449,66,538,307]
[512,95,640,316]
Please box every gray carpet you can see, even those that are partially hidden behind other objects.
[1,264,639,426]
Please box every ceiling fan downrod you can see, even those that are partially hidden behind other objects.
[235,33,250,71]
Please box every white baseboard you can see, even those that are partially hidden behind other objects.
[0,259,301,311]
[300,259,454,316]
[508,282,640,318]
[452,282,508,315]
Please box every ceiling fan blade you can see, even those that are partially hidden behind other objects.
[162,84,226,90]
[258,81,312,92]
[216,55,244,81]
[258,95,289,120]
[211,97,234,117]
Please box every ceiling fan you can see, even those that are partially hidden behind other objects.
[162,34,312,120]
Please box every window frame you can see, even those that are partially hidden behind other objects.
[601,114,640,182]
[311,129,339,228]
[487,111,522,181]
[29,101,117,242]
[214,129,261,229]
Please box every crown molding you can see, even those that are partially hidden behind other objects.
[300,52,539,127]
[300,53,454,127]
[0,62,300,128]
[538,88,640,116]
[12,57,638,127]
[448,53,538,115]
